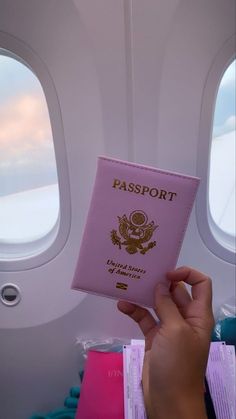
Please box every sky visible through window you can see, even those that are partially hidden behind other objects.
[0,52,59,243]
[0,53,58,197]
[209,59,236,240]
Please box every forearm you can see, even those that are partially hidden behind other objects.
[147,394,208,419]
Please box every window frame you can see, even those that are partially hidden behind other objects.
[0,32,71,271]
[196,35,236,264]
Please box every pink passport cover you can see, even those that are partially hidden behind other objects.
[75,351,124,419]
[72,156,200,307]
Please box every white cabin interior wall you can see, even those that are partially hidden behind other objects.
[0,1,235,418]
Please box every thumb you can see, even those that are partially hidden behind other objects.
[154,280,183,325]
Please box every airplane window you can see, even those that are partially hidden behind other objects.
[0,52,59,244]
[209,59,235,249]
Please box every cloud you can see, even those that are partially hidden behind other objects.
[213,114,236,138]
[0,93,56,166]
[225,115,236,131]
[0,92,58,195]
[0,93,52,149]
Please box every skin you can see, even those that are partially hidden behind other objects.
[117,266,215,419]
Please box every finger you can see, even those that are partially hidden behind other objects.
[167,266,213,310]
[171,281,192,311]
[117,301,157,338]
[142,350,151,412]
[154,280,184,325]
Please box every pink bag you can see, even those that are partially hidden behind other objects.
[75,350,124,419]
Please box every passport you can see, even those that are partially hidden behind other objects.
[71,156,200,307]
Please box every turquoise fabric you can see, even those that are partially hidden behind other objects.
[30,409,76,418]
[29,386,80,419]
[30,407,76,419]
[64,397,78,409]
[79,370,84,382]
[212,317,236,346]
[70,387,80,398]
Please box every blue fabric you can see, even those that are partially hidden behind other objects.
[70,387,80,398]
[30,408,76,419]
[29,386,80,419]
[212,317,236,346]
[64,397,78,409]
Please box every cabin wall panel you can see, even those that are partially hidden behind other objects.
[0,1,235,418]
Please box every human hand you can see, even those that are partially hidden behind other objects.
[117,266,215,419]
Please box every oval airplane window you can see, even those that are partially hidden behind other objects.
[209,59,235,251]
[0,52,59,245]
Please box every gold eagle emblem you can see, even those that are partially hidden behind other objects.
[111,210,158,255]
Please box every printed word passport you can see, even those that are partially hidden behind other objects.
[71,156,200,307]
